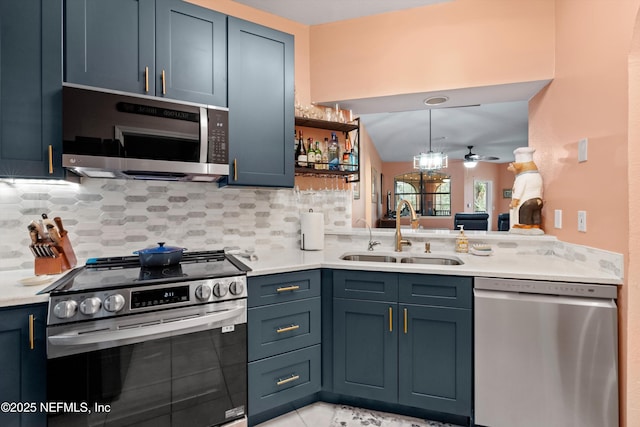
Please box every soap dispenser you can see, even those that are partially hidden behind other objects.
[455,225,469,253]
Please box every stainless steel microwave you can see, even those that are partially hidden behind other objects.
[62,84,229,182]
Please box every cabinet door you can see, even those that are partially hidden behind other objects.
[155,0,227,106]
[332,299,397,403]
[0,304,47,427]
[398,304,472,416]
[227,17,294,187]
[65,0,155,95]
[0,0,62,179]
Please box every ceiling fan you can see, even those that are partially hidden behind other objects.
[464,146,499,168]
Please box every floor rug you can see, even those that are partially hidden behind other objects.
[330,404,463,427]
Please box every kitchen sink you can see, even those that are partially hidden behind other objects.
[399,255,463,265]
[340,254,397,263]
[339,252,463,265]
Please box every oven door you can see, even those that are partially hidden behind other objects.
[47,301,247,427]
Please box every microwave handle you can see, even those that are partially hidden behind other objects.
[48,306,245,346]
[199,106,208,163]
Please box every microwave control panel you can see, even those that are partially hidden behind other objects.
[207,109,229,164]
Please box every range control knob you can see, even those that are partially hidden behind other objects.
[104,294,126,313]
[213,282,228,298]
[229,281,244,295]
[195,284,212,301]
[53,300,78,319]
[79,297,102,315]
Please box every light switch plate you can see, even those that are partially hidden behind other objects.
[554,209,562,229]
[578,210,587,232]
[578,138,588,162]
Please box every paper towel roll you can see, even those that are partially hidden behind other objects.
[300,210,324,250]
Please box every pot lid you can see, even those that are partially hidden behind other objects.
[133,242,186,255]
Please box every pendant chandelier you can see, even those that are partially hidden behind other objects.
[413,109,448,171]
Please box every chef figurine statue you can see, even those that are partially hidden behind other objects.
[508,147,544,234]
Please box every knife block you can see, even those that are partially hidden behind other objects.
[34,233,77,276]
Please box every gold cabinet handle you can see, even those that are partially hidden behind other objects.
[276,285,300,293]
[48,145,53,174]
[233,158,238,181]
[276,374,300,386]
[145,66,149,92]
[404,308,408,334]
[29,314,35,350]
[389,307,393,332]
[162,69,166,94]
[276,324,300,333]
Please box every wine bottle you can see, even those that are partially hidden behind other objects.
[307,138,315,168]
[314,141,323,170]
[342,134,352,171]
[322,137,329,170]
[296,132,307,167]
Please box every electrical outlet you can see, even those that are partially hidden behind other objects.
[577,211,587,232]
[554,209,562,229]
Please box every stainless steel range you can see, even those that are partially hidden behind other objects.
[41,250,250,427]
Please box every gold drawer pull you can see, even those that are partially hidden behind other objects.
[276,324,300,333]
[404,308,408,334]
[29,314,35,350]
[162,69,166,94]
[144,66,149,92]
[276,285,300,293]
[48,145,53,174]
[276,374,300,386]
[233,158,238,181]
[389,307,393,332]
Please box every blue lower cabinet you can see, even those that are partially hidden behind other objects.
[248,344,321,415]
[332,298,398,403]
[398,304,472,416]
[0,304,47,427]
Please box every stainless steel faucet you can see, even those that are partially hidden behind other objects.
[395,199,419,252]
[356,218,381,251]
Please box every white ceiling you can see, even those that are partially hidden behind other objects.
[231,0,550,163]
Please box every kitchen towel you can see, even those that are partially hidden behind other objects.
[300,209,324,250]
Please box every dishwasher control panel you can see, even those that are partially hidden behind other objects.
[474,277,617,299]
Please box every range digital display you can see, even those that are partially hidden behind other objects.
[131,286,189,309]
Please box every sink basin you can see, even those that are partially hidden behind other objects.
[399,255,463,265]
[340,254,397,263]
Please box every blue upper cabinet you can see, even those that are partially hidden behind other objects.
[227,17,294,187]
[156,0,227,106]
[0,0,63,179]
[65,0,226,106]
[64,0,155,95]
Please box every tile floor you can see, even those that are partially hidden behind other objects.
[255,402,463,427]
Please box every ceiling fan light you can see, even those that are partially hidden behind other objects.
[464,160,478,168]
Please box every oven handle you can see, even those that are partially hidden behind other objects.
[48,306,245,346]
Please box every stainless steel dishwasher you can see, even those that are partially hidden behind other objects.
[474,277,618,427]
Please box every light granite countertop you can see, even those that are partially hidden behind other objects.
[0,231,623,308]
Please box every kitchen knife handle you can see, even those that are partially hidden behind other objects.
[29,314,35,350]
[53,217,65,236]
[145,66,149,92]
[389,307,393,332]
[233,158,238,181]
[48,145,53,174]
[162,69,166,95]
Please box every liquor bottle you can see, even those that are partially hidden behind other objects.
[294,129,299,153]
[296,131,307,167]
[342,134,352,171]
[328,133,339,170]
[322,138,329,170]
[314,141,323,170]
[294,130,301,163]
[307,138,315,168]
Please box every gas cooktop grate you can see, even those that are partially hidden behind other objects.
[86,250,227,269]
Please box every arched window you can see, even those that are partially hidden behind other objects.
[393,171,451,217]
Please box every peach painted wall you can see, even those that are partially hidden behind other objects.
[380,161,511,230]
[308,0,555,103]
[528,1,640,425]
